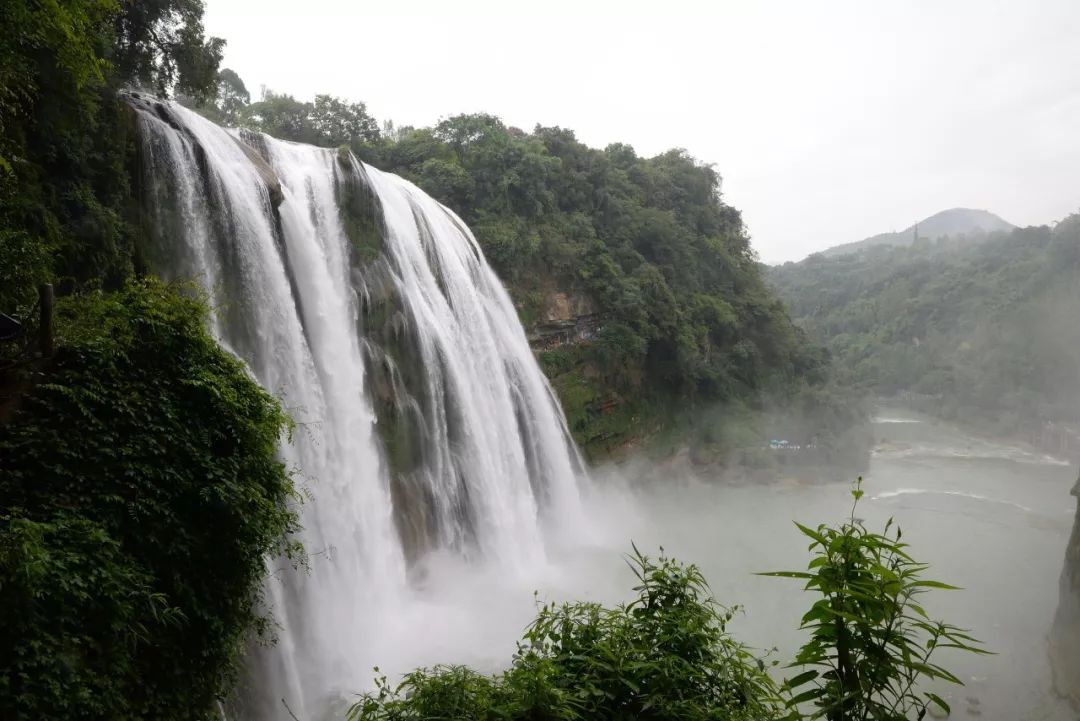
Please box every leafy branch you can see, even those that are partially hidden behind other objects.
[761,478,989,721]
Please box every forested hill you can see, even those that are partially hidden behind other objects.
[0,0,866,473]
[820,208,1015,258]
[769,214,1080,437]
[193,82,868,467]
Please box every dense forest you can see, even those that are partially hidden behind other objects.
[769,214,1080,438]
[192,81,868,468]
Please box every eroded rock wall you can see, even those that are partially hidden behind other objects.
[1051,471,1080,708]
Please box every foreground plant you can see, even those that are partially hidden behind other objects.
[762,479,987,721]
[348,547,780,721]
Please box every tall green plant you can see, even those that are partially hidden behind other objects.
[515,546,781,721]
[762,479,987,721]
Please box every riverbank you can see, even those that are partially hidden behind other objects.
[873,403,1077,469]
[879,396,1080,465]
[401,412,1076,721]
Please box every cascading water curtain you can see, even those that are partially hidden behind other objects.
[129,95,587,720]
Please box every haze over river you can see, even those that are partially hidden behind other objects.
[341,410,1076,721]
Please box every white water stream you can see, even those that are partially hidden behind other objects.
[132,98,585,719]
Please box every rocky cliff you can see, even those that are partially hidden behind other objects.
[1051,469,1080,708]
[525,290,600,350]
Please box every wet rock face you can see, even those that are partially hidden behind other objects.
[1051,472,1080,708]
[122,91,284,209]
[230,130,284,208]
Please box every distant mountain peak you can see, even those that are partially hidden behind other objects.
[818,208,1014,258]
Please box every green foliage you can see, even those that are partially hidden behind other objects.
[0,229,54,311]
[0,0,227,326]
[213,67,250,123]
[312,93,381,145]
[769,217,1080,434]
[0,279,301,720]
[351,667,508,721]
[228,88,381,145]
[349,548,781,721]
[112,0,224,100]
[763,480,987,721]
[1,0,124,322]
[538,343,658,459]
[0,0,113,153]
[0,11,288,717]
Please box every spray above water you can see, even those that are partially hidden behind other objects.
[128,96,587,720]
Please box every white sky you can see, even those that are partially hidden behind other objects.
[204,0,1080,262]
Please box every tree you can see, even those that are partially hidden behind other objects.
[215,67,249,123]
[0,0,113,154]
[112,0,225,100]
[0,0,229,321]
[311,93,380,145]
[236,89,381,147]
[434,112,506,152]
[243,89,312,142]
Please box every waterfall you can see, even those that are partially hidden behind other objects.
[128,96,587,720]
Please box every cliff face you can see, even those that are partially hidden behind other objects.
[526,290,600,351]
[1051,471,1080,708]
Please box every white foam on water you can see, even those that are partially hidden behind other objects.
[871,487,1035,513]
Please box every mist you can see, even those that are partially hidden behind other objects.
[301,409,1073,721]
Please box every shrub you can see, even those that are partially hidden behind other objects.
[0,279,301,720]
[349,547,781,721]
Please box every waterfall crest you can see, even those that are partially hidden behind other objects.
[129,96,586,720]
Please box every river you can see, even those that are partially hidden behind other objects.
[324,409,1077,720]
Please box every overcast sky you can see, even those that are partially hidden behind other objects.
[204,0,1080,263]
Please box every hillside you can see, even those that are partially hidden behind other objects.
[180,83,871,470]
[770,214,1080,440]
[819,208,1014,258]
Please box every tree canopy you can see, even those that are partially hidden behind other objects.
[0,0,227,316]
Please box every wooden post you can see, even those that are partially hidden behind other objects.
[39,283,54,357]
